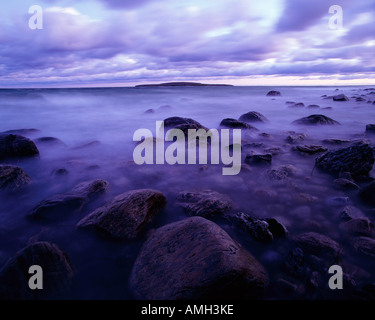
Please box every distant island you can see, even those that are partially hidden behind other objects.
[135,82,233,88]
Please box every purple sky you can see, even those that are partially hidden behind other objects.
[1,0,374,87]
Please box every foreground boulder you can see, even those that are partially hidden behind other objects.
[76,189,166,239]
[239,111,268,123]
[292,114,340,125]
[163,117,207,134]
[0,165,31,191]
[220,118,257,130]
[129,217,268,299]
[175,190,233,218]
[29,179,109,220]
[315,144,374,178]
[0,134,39,160]
[0,242,74,299]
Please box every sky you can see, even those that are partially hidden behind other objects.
[0,0,374,87]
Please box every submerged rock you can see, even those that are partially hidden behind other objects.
[0,242,74,299]
[340,218,375,237]
[0,134,39,160]
[266,90,281,96]
[293,232,341,258]
[333,94,349,101]
[293,145,328,154]
[0,129,39,136]
[35,137,66,146]
[0,165,31,191]
[220,118,258,130]
[286,134,306,144]
[76,189,166,239]
[333,178,359,191]
[239,111,268,123]
[29,179,109,220]
[175,189,233,218]
[164,116,207,133]
[339,206,366,222]
[129,217,268,299]
[245,153,272,166]
[352,237,375,257]
[315,144,374,178]
[292,114,340,125]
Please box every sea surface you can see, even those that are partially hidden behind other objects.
[0,85,375,299]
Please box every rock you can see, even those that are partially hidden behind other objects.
[322,138,351,145]
[325,197,350,207]
[29,179,109,220]
[164,116,207,134]
[292,114,340,125]
[293,145,328,154]
[339,206,365,222]
[175,190,233,218]
[158,105,172,111]
[266,165,297,181]
[226,212,287,242]
[76,189,166,240]
[238,111,268,123]
[366,124,375,133]
[0,242,74,299]
[144,109,155,114]
[284,247,305,278]
[263,147,284,155]
[315,144,374,178]
[285,101,296,105]
[73,140,100,149]
[293,232,341,258]
[286,134,306,144]
[220,118,258,130]
[0,129,39,136]
[266,90,281,96]
[352,237,375,257]
[0,134,39,160]
[307,104,320,109]
[0,165,31,191]
[356,97,366,102]
[51,168,69,176]
[359,182,375,207]
[340,218,375,237]
[333,94,349,101]
[292,103,305,108]
[333,178,359,190]
[35,137,65,146]
[245,153,272,166]
[129,217,268,299]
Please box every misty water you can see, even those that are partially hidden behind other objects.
[1,86,375,299]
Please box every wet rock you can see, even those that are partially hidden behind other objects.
[292,103,305,108]
[286,133,306,144]
[144,109,155,114]
[0,129,39,136]
[284,247,305,278]
[315,144,374,178]
[73,140,100,150]
[129,216,268,299]
[333,178,359,190]
[325,197,350,207]
[293,145,328,154]
[359,182,375,207]
[226,211,287,242]
[158,105,172,111]
[307,104,320,109]
[238,111,268,123]
[266,90,281,96]
[0,165,31,191]
[263,147,284,155]
[293,232,342,258]
[333,94,349,101]
[340,218,375,237]
[366,124,375,134]
[352,237,375,257]
[29,179,109,220]
[51,168,69,177]
[292,114,340,125]
[245,153,272,166]
[35,137,65,146]
[322,138,351,145]
[339,206,366,222]
[0,134,39,160]
[0,242,74,299]
[220,118,258,130]
[266,165,298,181]
[356,97,366,102]
[164,116,207,133]
[76,189,166,240]
[274,277,305,296]
[175,189,233,218]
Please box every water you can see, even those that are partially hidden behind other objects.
[0,86,375,299]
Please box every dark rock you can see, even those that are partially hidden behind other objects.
[129,216,268,299]
[144,109,155,114]
[175,190,233,218]
[293,145,327,154]
[284,247,305,278]
[293,103,305,108]
[340,218,375,237]
[164,116,207,134]
[245,153,272,166]
[285,101,296,105]
[322,138,351,145]
[333,178,359,191]
[0,134,39,160]
[220,118,258,130]
[35,137,65,146]
[73,140,100,150]
[266,165,297,181]
[356,97,366,102]
[0,242,74,299]
[352,237,375,257]
[293,232,341,258]
[263,147,284,155]
[366,124,375,133]
[307,104,320,109]
[29,180,109,220]
[76,189,166,240]
[333,94,349,101]
[51,168,69,176]
[266,90,281,96]
[158,105,172,111]
[315,144,374,178]
[0,165,31,191]
[0,129,39,136]
[293,114,340,125]
[238,111,268,123]
[339,206,365,222]
[359,182,375,207]
[286,134,306,144]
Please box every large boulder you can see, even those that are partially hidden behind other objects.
[129,217,268,299]
[163,117,207,134]
[0,242,74,299]
[293,232,341,258]
[315,144,374,178]
[220,118,258,130]
[0,134,39,160]
[239,111,268,123]
[76,189,166,240]
[0,165,31,191]
[29,179,109,220]
[175,190,233,218]
[292,114,340,125]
